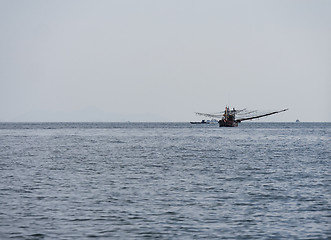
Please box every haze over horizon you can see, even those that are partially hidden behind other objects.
[1,0,330,122]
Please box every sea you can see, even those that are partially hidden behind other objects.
[0,122,330,239]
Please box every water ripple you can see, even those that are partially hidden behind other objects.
[0,122,330,239]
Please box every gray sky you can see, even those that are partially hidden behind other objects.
[1,0,330,122]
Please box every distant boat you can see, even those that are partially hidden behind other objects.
[194,106,289,127]
[190,119,218,124]
[296,119,300,123]
[190,120,209,124]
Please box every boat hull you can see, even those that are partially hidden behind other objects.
[190,121,209,124]
[218,119,238,127]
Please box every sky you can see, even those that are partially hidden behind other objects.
[0,0,330,122]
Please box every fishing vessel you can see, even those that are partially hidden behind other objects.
[194,107,288,127]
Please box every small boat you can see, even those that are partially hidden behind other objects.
[296,119,300,123]
[194,107,288,127]
[190,120,209,124]
[190,119,218,124]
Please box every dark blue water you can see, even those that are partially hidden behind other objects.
[0,122,330,239]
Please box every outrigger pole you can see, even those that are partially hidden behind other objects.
[236,108,288,123]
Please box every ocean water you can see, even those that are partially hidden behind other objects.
[0,122,330,239]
